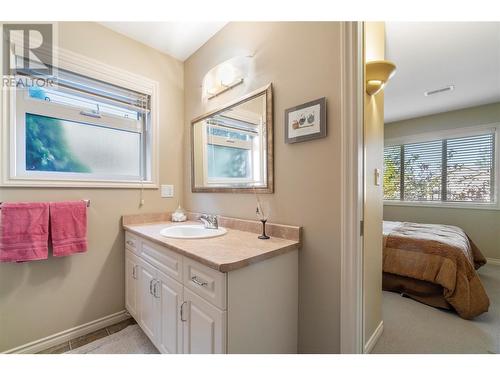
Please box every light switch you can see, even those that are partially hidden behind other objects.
[161,184,174,198]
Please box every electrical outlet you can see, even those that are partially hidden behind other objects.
[161,184,174,198]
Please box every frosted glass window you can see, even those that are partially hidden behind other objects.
[25,113,141,179]
[11,60,153,186]
[207,144,251,179]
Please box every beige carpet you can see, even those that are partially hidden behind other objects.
[372,264,500,354]
[67,324,159,354]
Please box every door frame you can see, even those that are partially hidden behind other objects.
[340,21,365,354]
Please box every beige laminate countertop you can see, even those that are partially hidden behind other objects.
[123,221,300,273]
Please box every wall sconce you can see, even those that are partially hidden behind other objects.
[206,62,244,100]
[365,60,396,96]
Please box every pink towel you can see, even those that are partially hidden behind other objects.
[49,201,87,257]
[0,202,50,262]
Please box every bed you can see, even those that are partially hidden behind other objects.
[382,221,490,319]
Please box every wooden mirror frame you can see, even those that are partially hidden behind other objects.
[191,83,274,193]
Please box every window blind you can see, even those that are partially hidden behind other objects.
[53,68,151,113]
[446,134,495,202]
[403,140,443,201]
[383,145,401,200]
[15,59,151,118]
[384,132,496,204]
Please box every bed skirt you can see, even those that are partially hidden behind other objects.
[382,272,452,310]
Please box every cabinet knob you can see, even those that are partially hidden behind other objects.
[126,240,135,246]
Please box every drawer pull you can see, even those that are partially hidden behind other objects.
[149,279,154,295]
[132,265,138,279]
[153,280,160,298]
[180,301,187,322]
[191,276,208,287]
[126,240,135,247]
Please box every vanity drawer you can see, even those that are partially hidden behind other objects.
[125,232,140,255]
[183,257,226,310]
[140,239,183,282]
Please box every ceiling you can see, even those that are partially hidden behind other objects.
[384,22,500,123]
[99,22,228,61]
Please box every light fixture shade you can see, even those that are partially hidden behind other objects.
[366,60,396,96]
[202,55,252,100]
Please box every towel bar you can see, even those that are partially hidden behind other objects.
[0,199,91,208]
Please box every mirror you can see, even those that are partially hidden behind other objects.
[191,84,273,193]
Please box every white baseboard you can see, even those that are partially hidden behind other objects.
[364,320,384,354]
[3,310,130,354]
[486,258,500,266]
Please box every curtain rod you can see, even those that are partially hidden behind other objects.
[0,199,90,209]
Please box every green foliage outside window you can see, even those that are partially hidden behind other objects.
[26,113,90,173]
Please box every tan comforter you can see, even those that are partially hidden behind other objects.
[383,221,490,319]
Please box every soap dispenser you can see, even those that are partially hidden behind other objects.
[171,205,187,222]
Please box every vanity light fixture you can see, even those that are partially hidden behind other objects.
[365,60,397,96]
[207,77,244,99]
[207,62,244,99]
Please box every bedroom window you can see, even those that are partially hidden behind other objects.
[3,50,159,188]
[384,131,497,207]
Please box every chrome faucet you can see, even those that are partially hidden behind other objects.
[199,214,219,229]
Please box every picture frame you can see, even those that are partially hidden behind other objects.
[284,97,327,144]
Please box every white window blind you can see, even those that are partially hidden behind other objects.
[446,134,495,202]
[17,63,150,130]
[383,145,401,200]
[384,132,496,204]
[403,140,443,201]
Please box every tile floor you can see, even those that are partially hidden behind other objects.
[37,317,137,354]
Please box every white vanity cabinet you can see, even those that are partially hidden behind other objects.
[156,268,184,354]
[124,231,298,354]
[137,257,158,342]
[182,287,226,354]
[124,250,139,318]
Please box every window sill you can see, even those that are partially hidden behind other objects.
[0,178,158,189]
[383,200,500,211]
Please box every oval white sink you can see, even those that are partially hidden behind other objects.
[160,225,227,239]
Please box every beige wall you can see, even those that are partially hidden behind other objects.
[384,102,500,260]
[0,22,184,351]
[184,22,343,353]
[363,22,385,347]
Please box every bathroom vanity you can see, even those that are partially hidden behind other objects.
[122,213,300,354]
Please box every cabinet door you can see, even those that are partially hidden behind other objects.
[125,250,139,319]
[156,271,183,354]
[138,259,158,344]
[182,288,226,354]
